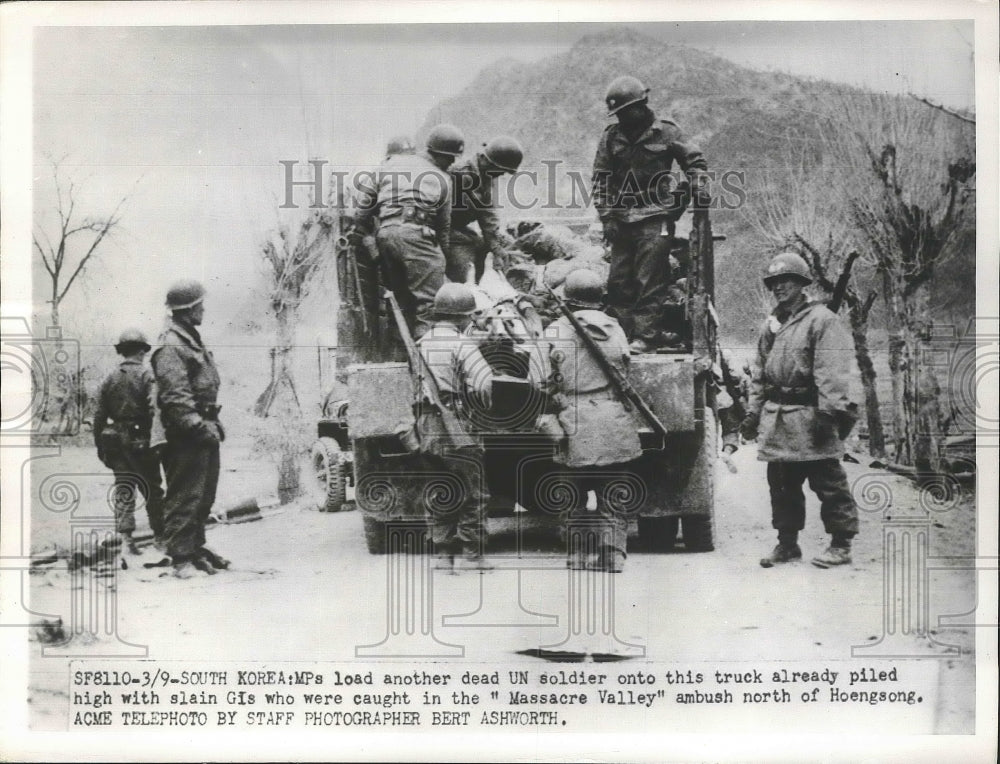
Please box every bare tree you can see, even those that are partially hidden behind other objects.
[32,157,137,328]
[829,93,975,470]
[254,208,337,502]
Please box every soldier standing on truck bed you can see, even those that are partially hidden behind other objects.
[740,253,860,569]
[592,75,711,354]
[448,135,524,284]
[93,329,165,555]
[417,282,496,572]
[545,270,643,572]
[354,124,465,339]
[151,280,231,579]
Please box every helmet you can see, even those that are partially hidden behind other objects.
[605,75,649,116]
[432,282,477,317]
[114,328,150,352]
[165,279,206,310]
[426,124,465,157]
[563,269,605,309]
[762,252,812,286]
[482,136,523,173]
[386,134,415,157]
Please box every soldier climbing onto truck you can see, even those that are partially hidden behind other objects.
[353,124,465,339]
[448,135,524,284]
[591,75,711,353]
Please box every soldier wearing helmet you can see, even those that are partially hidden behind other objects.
[544,270,643,572]
[151,279,230,578]
[93,328,165,554]
[592,75,710,353]
[447,135,524,284]
[416,283,496,572]
[354,124,464,338]
[741,252,860,569]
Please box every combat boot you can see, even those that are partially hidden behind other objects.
[191,556,217,575]
[760,533,802,568]
[812,542,852,568]
[629,339,654,354]
[172,560,199,580]
[199,547,231,570]
[123,533,141,556]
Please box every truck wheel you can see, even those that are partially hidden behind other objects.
[362,514,389,554]
[682,516,715,552]
[310,437,347,512]
[681,404,717,552]
[636,517,678,552]
[362,515,429,555]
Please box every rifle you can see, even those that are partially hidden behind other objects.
[544,285,669,439]
[828,251,859,314]
[383,289,474,450]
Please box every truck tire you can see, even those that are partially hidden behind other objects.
[362,515,429,555]
[681,405,717,552]
[310,437,347,512]
[362,514,389,554]
[636,517,678,552]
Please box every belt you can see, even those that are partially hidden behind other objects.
[567,386,617,400]
[764,385,817,406]
[380,205,433,225]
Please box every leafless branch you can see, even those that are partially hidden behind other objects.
[909,94,976,125]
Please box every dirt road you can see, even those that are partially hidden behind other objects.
[25,442,977,733]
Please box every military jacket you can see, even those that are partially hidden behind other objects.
[449,156,513,258]
[416,322,494,452]
[93,358,156,449]
[747,300,857,461]
[546,310,643,468]
[592,116,708,224]
[354,152,452,252]
[151,319,221,438]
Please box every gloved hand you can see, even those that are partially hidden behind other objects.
[215,421,226,443]
[602,219,620,245]
[739,412,760,442]
[692,177,712,208]
[361,234,380,263]
[198,421,221,445]
[834,409,858,441]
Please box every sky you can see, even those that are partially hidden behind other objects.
[14,13,985,350]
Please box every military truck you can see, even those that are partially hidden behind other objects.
[308,206,721,554]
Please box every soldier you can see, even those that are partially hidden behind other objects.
[416,283,495,572]
[546,270,643,572]
[93,329,165,554]
[151,279,230,579]
[354,124,464,339]
[592,75,710,353]
[448,135,523,284]
[740,253,860,569]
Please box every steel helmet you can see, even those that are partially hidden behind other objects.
[114,328,151,352]
[386,135,415,157]
[605,75,649,116]
[482,136,524,173]
[426,124,466,157]
[165,279,206,310]
[563,269,605,309]
[432,282,477,317]
[763,252,812,286]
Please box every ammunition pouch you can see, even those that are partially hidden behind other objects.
[381,205,433,227]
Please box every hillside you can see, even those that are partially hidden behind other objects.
[418,27,975,340]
